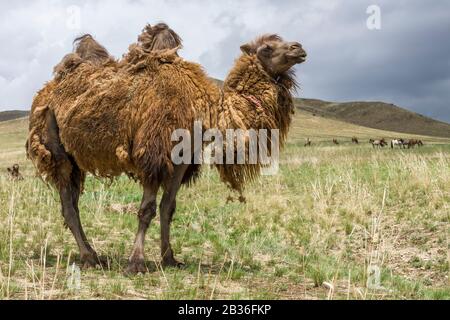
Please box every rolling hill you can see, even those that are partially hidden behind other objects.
[2,87,449,139]
[295,99,450,138]
[211,78,450,138]
[0,110,29,122]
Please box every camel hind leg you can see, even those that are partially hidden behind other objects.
[45,110,102,268]
[59,172,102,268]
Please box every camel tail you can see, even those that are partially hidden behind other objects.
[27,107,73,188]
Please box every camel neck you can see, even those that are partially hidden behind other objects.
[215,54,296,194]
[223,54,275,99]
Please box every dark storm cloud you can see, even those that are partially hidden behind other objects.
[0,0,448,122]
[298,0,450,122]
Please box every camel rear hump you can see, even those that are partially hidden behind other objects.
[73,34,112,65]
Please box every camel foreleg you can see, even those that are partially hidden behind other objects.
[125,181,159,275]
[160,165,189,268]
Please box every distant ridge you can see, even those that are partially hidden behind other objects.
[0,110,29,122]
[2,85,449,138]
[295,99,450,138]
[212,76,450,138]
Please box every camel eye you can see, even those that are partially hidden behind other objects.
[259,45,273,57]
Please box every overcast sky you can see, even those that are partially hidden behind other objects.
[0,0,449,122]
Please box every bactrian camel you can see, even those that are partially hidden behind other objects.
[27,23,307,274]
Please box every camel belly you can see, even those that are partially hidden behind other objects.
[55,103,135,177]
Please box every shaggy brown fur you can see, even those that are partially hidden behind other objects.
[29,25,186,186]
[137,23,182,52]
[29,49,219,186]
[73,34,112,64]
[122,23,183,65]
[53,34,113,81]
[27,26,306,272]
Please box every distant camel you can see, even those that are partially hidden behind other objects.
[333,139,339,145]
[7,164,23,181]
[391,139,405,149]
[370,139,387,148]
[407,139,424,149]
[352,137,359,144]
[304,138,312,147]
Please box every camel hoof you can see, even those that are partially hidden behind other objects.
[162,257,185,269]
[81,253,106,270]
[125,259,147,275]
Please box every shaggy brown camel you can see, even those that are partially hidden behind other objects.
[27,24,306,274]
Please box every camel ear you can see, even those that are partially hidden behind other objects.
[168,45,182,55]
[240,43,253,55]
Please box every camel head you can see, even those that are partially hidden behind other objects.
[240,34,307,78]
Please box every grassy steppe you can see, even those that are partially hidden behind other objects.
[0,113,449,300]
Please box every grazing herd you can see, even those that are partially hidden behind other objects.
[391,139,424,149]
[304,137,425,149]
